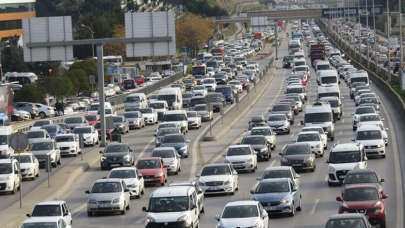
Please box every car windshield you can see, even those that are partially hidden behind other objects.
[27,131,45,139]
[268,115,286,121]
[305,112,332,123]
[187,112,198,117]
[149,196,189,212]
[41,126,57,134]
[321,77,337,84]
[163,113,187,121]
[150,103,165,109]
[284,144,310,155]
[0,163,12,174]
[325,218,367,228]
[272,105,289,112]
[295,67,307,72]
[251,128,271,135]
[22,222,58,228]
[162,135,185,143]
[33,121,50,127]
[344,173,379,184]
[221,205,258,218]
[329,151,361,163]
[55,136,74,142]
[359,115,380,122]
[152,150,175,158]
[137,159,160,169]
[360,98,378,104]
[157,128,179,137]
[124,112,140,118]
[317,65,330,70]
[241,137,265,145]
[159,123,178,129]
[297,134,320,142]
[194,105,208,111]
[73,127,91,134]
[91,182,122,193]
[255,181,290,193]
[201,165,230,176]
[343,187,379,201]
[31,142,53,151]
[65,117,83,124]
[326,100,339,107]
[287,87,303,93]
[302,128,323,134]
[112,116,124,123]
[13,155,31,163]
[351,77,368,84]
[109,170,136,179]
[140,108,153,114]
[105,144,128,153]
[319,92,339,99]
[356,130,382,140]
[125,96,140,102]
[32,205,61,217]
[263,170,292,179]
[229,81,240,85]
[227,147,251,156]
[85,115,97,121]
[355,107,375,114]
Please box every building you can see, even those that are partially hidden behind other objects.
[0,0,36,39]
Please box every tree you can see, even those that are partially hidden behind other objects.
[176,13,214,57]
[14,84,45,103]
[47,75,75,100]
[104,24,126,56]
[2,45,29,73]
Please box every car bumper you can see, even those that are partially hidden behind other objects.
[144,118,155,124]
[101,160,133,168]
[143,176,165,184]
[60,149,78,156]
[0,182,13,192]
[21,169,35,179]
[270,127,289,134]
[201,185,234,195]
[188,121,200,128]
[145,221,189,228]
[364,147,385,157]
[230,162,255,171]
[127,186,140,197]
[129,122,142,128]
[87,203,124,213]
[281,161,314,170]
[262,203,294,214]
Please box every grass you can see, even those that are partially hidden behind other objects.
[391,84,405,101]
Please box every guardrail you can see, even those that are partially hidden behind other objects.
[12,71,185,133]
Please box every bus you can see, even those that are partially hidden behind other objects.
[93,55,123,66]
[4,72,38,86]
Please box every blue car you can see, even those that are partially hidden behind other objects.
[159,133,190,158]
[250,178,302,217]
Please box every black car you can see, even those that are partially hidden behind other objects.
[343,169,384,194]
[279,143,315,172]
[269,104,294,124]
[215,85,235,104]
[248,115,267,130]
[241,135,271,161]
[282,55,294,68]
[100,143,135,170]
[206,92,225,113]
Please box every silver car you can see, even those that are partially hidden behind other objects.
[86,178,131,216]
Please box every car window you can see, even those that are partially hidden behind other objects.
[32,205,61,216]
[222,205,259,218]
[325,218,367,228]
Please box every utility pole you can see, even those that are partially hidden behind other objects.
[400,0,403,78]
[366,0,370,63]
[386,0,391,74]
[372,0,376,61]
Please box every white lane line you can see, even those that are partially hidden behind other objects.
[341,118,345,123]
[311,199,320,215]
[270,159,277,167]
[324,175,328,182]
[71,203,87,216]
[135,137,155,162]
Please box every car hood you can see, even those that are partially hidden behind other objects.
[343,200,381,209]
[32,150,54,156]
[253,192,290,202]
[126,117,141,122]
[143,113,155,117]
[104,152,128,157]
[356,139,384,146]
[147,211,189,223]
[162,158,175,164]
[188,117,200,122]
[284,154,310,160]
[20,163,34,169]
[199,175,230,183]
[56,142,76,148]
[329,162,362,171]
[0,174,12,181]
[219,218,260,227]
[225,155,252,162]
[88,192,122,201]
[251,144,266,150]
[122,178,139,186]
[268,121,287,126]
[160,143,186,150]
[0,145,9,151]
[304,122,331,128]
[139,168,162,176]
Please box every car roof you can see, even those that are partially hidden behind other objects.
[35,200,66,206]
[204,163,230,167]
[23,217,62,223]
[297,131,319,135]
[151,186,194,198]
[347,168,377,175]
[110,167,138,171]
[153,147,176,152]
[259,177,291,183]
[225,200,259,207]
[357,124,381,131]
[332,143,361,152]
[327,213,367,220]
[251,126,271,130]
[264,166,292,171]
[0,158,14,164]
[343,183,379,190]
[55,133,75,137]
[228,144,250,149]
[94,178,122,183]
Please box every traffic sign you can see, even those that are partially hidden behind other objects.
[10,132,28,152]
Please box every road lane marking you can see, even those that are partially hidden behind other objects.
[311,199,320,214]
[135,137,155,163]
[71,203,87,216]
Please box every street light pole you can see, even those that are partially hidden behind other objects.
[81,24,95,57]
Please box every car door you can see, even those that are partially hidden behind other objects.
[258,204,268,228]
[13,162,20,186]
[121,180,130,204]
[291,181,300,207]
[190,192,199,222]
[62,203,72,225]
[230,166,238,186]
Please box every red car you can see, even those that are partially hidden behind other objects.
[85,114,99,126]
[337,184,388,228]
[136,157,167,186]
[134,75,145,86]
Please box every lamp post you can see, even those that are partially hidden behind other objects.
[80,24,95,57]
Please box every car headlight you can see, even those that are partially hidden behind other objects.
[123,154,131,160]
[247,158,253,163]
[88,199,97,204]
[155,172,163,177]
[179,146,187,151]
[377,144,384,148]
[177,214,191,224]
[146,215,156,224]
[112,198,121,204]
[281,198,291,205]
[305,157,313,163]
[100,156,106,161]
[260,147,267,152]
[328,166,335,173]
[223,180,231,186]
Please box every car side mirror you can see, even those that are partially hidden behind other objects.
[124,189,130,192]
[232,170,238,175]
[250,189,255,194]
[278,152,283,156]
[351,139,355,142]
[99,151,103,154]
[215,215,220,221]
[142,206,148,212]
[26,214,31,217]
[300,120,304,125]
[380,178,385,183]
[63,212,69,216]
[382,193,388,199]
[85,190,90,194]
[336,196,343,202]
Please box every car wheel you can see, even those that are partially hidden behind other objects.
[39,112,47,119]
[57,158,61,165]
[297,197,302,211]
[289,204,296,217]
[87,211,93,217]
[52,162,57,168]
[11,182,17,194]
[379,219,386,228]
[126,203,130,210]
[121,208,126,215]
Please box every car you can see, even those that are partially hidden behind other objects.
[155,127,182,146]
[198,163,239,195]
[107,167,145,199]
[99,143,135,170]
[215,85,235,103]
[337,184,387,227]
[206,92,226,112]
[111,115,130,134]
[251,178,301,216]
[224,145,257,172]
[301,126,328,149]
[248,115,267,130]
[228,80,243,93]
[21,217,71,228]
[151,147,181,175]
[0,158,21,194]
[193,104,213,122]
[267,114,291,134]
[240,135,271,161]
[296,131,324,157]
[269,104,294,124]
[216,200,269,228]
[303,101,335,140]
[169,181,205,213]
[257,166,300,188]
[30,139,61,168]
[14,102,38,119]
[34,103,55,119]
[12,153,40,180]
[55,134,81,157]
[249,126,277,150]
[186,111,202,129]
[279,143,316,172]
[355,124,386,158]
[63,116,87,130]
[86,178,130,216]
[72,126,99,146]
[325,214,373,228]
[136,157,167,186]
[139,108,158,125]
[327,143,368,186]
[143,186,200,228]
[352,106,377,130]
[155,122,182,136]
[149,100,168,121]
[123,111,145,129]
[27,129,50,144]
[159,133,190,158]
[27,201,72,226]
[320,96,342,120]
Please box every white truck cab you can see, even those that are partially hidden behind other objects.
[0,158,21,194]
[162,110,188,134]
[302,102,335,141]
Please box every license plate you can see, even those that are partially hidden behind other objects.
[292,164,302,167]
[338,175,345,179]
[99,204,110,208]
[208,187,220,190]
[234,165,244,168]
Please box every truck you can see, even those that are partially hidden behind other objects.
[210,47,224,57]
[310,44,325,66]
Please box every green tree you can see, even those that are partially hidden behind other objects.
[14,84,45,103]
[65,68,90,94]
[2,45,29,73]
[47,75,74,100]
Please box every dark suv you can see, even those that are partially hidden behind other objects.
[100,143,135,170]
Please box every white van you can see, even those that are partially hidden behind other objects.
[143,186,200,228]
[87,102,113,115]
[0,158,21,194]
[315,60,331,71]
[317,84,341,99]
[157,87,182,110]
[124,93,147,110]
[303,101,335,140]
[0,125,13,158]
[317,69,339,86]
[162,110,188,133]
[349,71,369,87]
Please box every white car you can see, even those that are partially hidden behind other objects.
[12,109,31,120]
[327,143,367,186]
[216,201,269,228]
[28,201,72,226]
[192,85,208,97]
[352,106,377,130]
[228,80,243,93]
[12,153,39,180]
[27,129,51,144]
[258,166,300,187]
[31,120,53,131]
[296,131,324,157]
[55,134,81,156]
[72,126,99,146]
[249,126,276,150]
[152,147,181,175]
[198,163,239,195]
[224,145,257,172]
[123,111,145,129]
[202,77,217,91]
[0,158,21,194]
[21,217,71,228]
[107,167,145,199]
[301,126,328,149]
[140,108,158,125]
[355,124,386,158]
[34,103,55,118]
[186,111,202,129]
[30,139,61,168]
